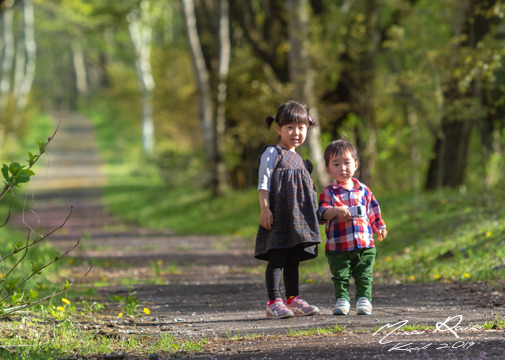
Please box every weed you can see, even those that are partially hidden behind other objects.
[483,313,505,330]
[111,287,140,316]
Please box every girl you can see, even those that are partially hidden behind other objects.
[256,100,321,319]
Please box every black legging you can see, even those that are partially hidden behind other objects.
[265,248,300,301]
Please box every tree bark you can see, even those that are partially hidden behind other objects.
[0,3,14,114]
[215,0,231,195]
[71,40,88,97]
[12,0,36,128]
[128,0,156,155]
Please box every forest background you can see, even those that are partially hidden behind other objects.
[1,0,505,285]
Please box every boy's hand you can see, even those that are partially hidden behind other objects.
[377,228,387,241]
[260,208,273,230]
[335,206,352,221]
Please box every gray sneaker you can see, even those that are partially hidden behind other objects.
[356,297,372,315]
[333,298,350,315]
[266,299,294,319]
[285,296,320,316]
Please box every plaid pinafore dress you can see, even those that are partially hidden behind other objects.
[255,145,321,261]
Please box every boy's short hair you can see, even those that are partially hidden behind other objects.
[324,139,358,166]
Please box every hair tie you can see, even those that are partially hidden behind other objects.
[308,116,313,124]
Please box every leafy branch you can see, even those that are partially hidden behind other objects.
[0,121,90,317]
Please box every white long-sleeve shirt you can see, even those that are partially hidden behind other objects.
[257,146,279,192]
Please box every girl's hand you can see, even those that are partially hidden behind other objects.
[260,208,274,230]
[377,228,387,241]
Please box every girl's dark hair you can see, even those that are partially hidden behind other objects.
[265,100,315,129]
[323,139,358,166]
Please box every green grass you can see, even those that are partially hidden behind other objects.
[286,324,347,336]
[0,320,207,360]
[483,313,505,330]
[103,171,260,238]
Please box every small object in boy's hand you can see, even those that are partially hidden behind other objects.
[348,205,366,218]
[377,234,383,241]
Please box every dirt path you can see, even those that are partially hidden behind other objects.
[10,112,505,359]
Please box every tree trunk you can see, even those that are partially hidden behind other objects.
[286,0,329,189]
[128,0,156,155]
[181,0,220,195]
[215,0,230,195]
[12,0,36,128]
[71,40,88,96]
[0,3,14,114]
[425,0,499,190]
[426,98,475,189]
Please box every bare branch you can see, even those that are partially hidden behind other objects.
[0,207,73,303]
[0,191,14,228]
[1,206,72,261]
[0,266,92,318]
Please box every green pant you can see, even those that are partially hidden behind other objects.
[326,247,377,302]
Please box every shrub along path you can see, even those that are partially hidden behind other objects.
[10,112,505,359]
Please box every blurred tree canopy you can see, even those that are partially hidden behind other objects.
[1,0,504,195]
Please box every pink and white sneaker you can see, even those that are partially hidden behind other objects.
[285,295,320,316]
[266,298,294,319]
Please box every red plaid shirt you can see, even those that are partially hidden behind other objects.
[318,178,386,252]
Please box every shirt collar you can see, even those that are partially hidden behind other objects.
[331,178,360,190]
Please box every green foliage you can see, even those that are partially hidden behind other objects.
[1,163,35,188]
[21,0,505,195]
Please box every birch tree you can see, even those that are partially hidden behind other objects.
[12,0,36,127]
[0,0,15,115]
[71,40,88,97]
[128,0,156,155]
[215,0,230,195]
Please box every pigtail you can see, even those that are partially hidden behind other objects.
[303,103,317,129]
[265,115,276,129]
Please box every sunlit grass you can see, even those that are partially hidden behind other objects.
[286,324,347,336]
[103,175,259,238]
[0,320,207,360]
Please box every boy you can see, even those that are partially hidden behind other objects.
[318,139,387,315]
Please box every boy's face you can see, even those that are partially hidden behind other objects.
[326,151,358,184]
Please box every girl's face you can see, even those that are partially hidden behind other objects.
[275,123,307,151]
[326,151,358,185]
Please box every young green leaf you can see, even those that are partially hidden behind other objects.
[9,162,23,176]
[1,164,9,180]
[29,289,39,300]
